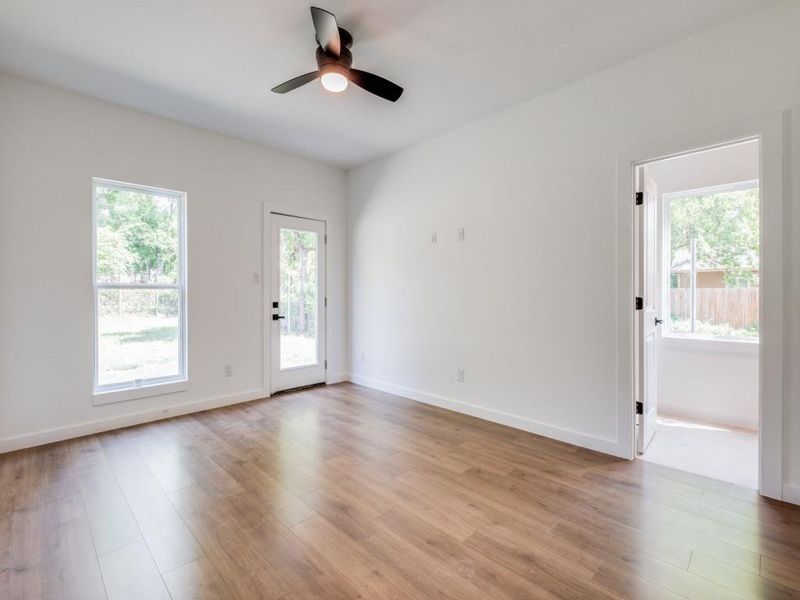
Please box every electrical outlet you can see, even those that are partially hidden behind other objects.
[252,273,261,284]
[457,368,465,383]
[224,364,233,377]
[457,228,465,242]
[431,232,438,245]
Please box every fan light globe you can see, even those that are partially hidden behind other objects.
[321,70,348,93]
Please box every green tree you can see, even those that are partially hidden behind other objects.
[670,187,759,286]
[96,188,178,284]
[279,230,318,337]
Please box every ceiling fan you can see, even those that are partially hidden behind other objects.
[271,6,403,102]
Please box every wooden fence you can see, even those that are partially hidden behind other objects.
[670,287,759,329]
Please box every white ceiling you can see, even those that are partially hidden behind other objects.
[0,0,778,168]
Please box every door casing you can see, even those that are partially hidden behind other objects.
[617,113,785,500]
[262,203,332,395]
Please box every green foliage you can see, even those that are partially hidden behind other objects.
[670,314,758,338]
[279,229,318,337]
[97,288,179,318]
[670,187,759,287]
[96,187,178,284]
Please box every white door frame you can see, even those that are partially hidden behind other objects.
[262,203,332,396]
[616,113,785,500]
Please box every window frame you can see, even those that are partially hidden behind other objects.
[661,178,759,344]
[92,178,188,404]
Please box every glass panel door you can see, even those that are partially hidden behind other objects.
[269,213,326,393]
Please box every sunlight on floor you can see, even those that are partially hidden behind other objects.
[656,419,730,432]
[640,415,758,489]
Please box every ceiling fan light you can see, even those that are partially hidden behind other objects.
[320,64,349,93]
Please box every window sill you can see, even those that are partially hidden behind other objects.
[660,334,758,355]
[93,379,189,406]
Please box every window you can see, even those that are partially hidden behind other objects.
[278,226,320,369]
[665,180,759,340]
[93,179,187,398]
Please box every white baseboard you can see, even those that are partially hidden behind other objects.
[326,372,349,385]
[783,483,800,506]
[347,373,625,458]
[0,388,267,454]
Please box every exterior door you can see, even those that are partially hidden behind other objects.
[636,165,660,454]
[270,214,326,393]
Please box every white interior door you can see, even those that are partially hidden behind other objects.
[636,166,660,454]
[270,213,326,393]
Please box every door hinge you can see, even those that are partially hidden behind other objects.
[324,360,328,369]
[324,297,327,308]
[324,233,327,244]
[635,297,643,310]
[636,401,643,415]
[635,192,643,206]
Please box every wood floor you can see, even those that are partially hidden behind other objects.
[2,383,800,599]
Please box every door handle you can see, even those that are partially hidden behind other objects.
[655,318,664,326]
[272,314,286,321]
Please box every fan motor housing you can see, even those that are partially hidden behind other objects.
[316,46,352,69]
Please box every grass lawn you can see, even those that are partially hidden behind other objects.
[98,315,179,385]
[280,333,317,369]
[98,319,317,385]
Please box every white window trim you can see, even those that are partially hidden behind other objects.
[661,178,759,344]
[92,178,188,404]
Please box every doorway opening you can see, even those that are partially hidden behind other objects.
[634,139,760,490]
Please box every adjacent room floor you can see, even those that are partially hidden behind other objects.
[639,414,759,490]
[2,384,798,599]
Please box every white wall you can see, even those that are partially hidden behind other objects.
[658,338,758,429]
[347,3,800,491]
[0,73,347,450]
[648,142,760,430]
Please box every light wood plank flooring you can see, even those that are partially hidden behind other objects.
[2,382,800,599]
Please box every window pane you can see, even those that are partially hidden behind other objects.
[95,185,180,284]
[97,288,181,386]
[279,228,318,369]
[668,185,759,338]
[668,259,691,333]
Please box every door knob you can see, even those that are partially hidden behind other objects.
[655,318,664,326]
[272,314,286,320]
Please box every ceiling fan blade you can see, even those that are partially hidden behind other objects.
[310,6,341,57]
[271,71,319,94]
[349,69,403,102]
